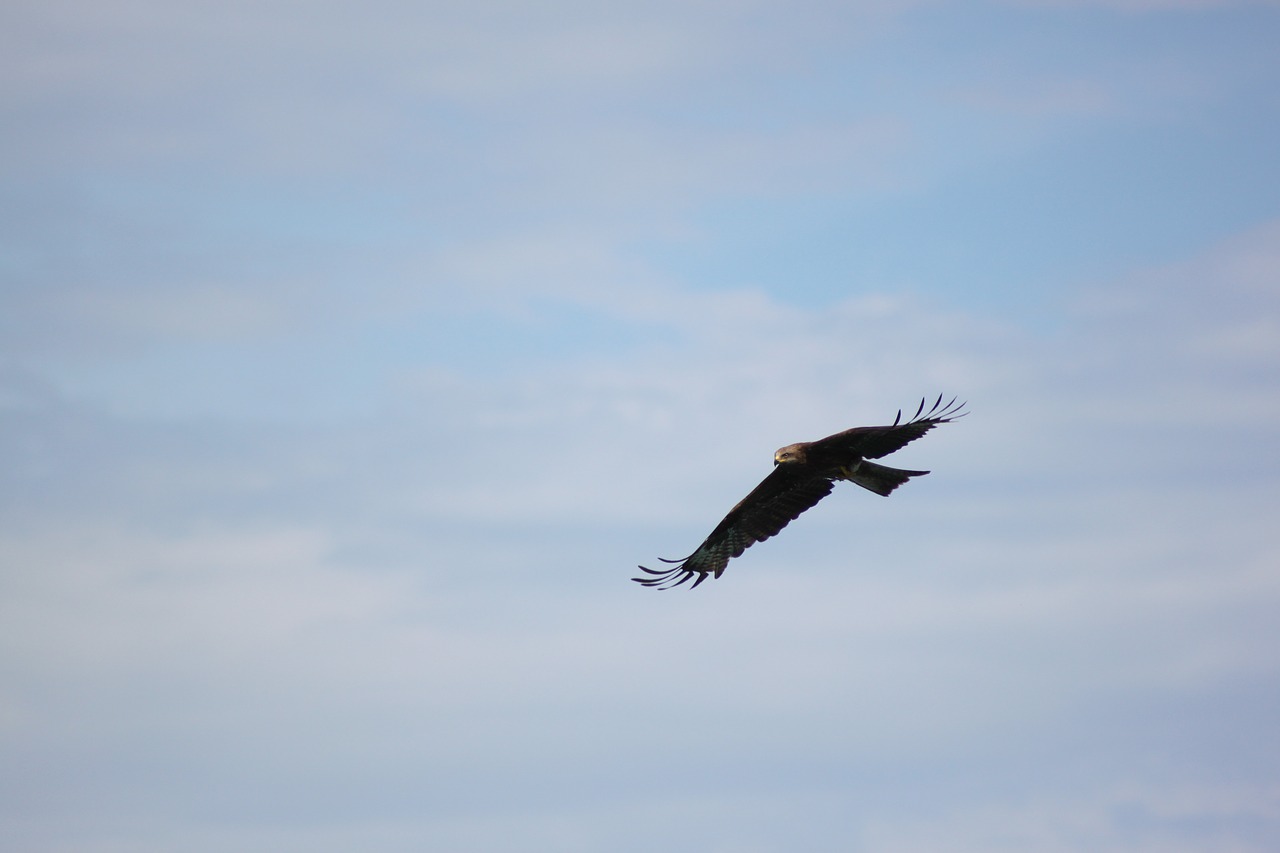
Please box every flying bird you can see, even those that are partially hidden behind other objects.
[633,395,966,589]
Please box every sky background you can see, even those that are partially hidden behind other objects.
[3,1,1280,851]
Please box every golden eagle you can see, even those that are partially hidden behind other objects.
[634,395,966,589]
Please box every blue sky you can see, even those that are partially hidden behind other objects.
[3,1,1280,851]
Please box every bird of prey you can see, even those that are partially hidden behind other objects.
[633,395,966,589]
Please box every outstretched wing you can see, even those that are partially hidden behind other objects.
[808,394,966,463]
[633,466,834,590]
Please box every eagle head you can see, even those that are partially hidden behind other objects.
[774,443,807,466]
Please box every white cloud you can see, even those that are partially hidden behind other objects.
[4,219,1280,850]
[1006,0,1277,10]
[953,78,1116,119]
[1067,218,1280,424]
[0,0,909,177]
[862,782,1280,853]
[3,1,1279,848]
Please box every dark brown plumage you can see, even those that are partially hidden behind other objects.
[633,395,966,589]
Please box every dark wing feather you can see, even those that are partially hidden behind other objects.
[807,394,966,463]
[633,395,966,590]
[632,466,834,590]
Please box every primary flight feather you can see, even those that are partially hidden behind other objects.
[634,395,966,589]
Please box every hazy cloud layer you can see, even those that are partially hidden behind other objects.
[2,1,1279,851]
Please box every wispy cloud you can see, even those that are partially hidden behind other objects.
[3,1,1279,850]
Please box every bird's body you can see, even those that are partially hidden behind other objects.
[633,395,965,589]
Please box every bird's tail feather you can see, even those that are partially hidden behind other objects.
[841,460,928,496]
